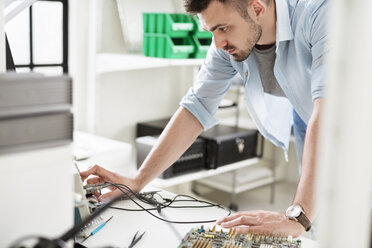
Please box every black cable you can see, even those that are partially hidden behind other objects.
[155,193,224,208]
[112,184,221,209]
[109,195,174,212]
[105,182,231,224]
[109,198,222,211]
[116,183,226,211]
[108,184,184,209]
[108,194,189,211]
[9,235,64,248]
[114,186,219,224]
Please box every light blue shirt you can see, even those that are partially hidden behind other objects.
[180,0,329,153]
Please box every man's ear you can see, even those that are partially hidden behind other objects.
[249,0,266,20]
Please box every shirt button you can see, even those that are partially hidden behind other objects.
[245,71,248,77]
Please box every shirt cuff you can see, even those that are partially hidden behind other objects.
[179,89,219,130]
[312,90,324,101]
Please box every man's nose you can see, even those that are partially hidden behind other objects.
[213,34,227,49]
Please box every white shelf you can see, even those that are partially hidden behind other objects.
[96,53,205,74]
[199,176,275,194]
[151,157,271,188]
[195,164,274,194]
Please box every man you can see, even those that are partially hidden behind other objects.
[81,0,328,237]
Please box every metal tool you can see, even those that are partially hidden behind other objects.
[128,231,145,248]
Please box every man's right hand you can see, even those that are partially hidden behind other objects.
[80,165,142,202]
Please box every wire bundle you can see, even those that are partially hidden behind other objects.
[106,182,231,224]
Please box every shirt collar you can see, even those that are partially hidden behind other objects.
[275,0,294,43]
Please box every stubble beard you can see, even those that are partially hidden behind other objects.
[231,21,262,62]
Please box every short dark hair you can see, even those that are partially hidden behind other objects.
[184,0,271,20]
[184,0,221,14]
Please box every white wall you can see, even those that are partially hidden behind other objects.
[69,0,91,131]
[94,66,195,143]
[98,0,126,54]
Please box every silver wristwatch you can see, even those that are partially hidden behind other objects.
[285,204,312,231]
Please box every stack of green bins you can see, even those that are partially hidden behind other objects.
[191,16,213,58]
[143,13,195,59]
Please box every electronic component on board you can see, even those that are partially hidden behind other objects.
[178,226,302,248]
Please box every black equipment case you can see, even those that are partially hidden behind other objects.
[137,118,170,138]
[199,125,260,169]
[136,135,205,179]
[136,118,262,175]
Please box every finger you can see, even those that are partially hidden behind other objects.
[235,226,265,235]
[80,169,94,182]
[93,191,101,199]
[217,211,259,225]
[80,165,113,182]
[86,177,105,185]
[219,215,260,228]
[98,189,122,202]
[216,212,244,224]
[216,210,264,225]
[80,165,102,181]
[108,186,117,191]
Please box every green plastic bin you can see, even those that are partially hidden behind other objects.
[143,13,194,37]
[192,16,213,39]
[143,33,195,59]
[192,36,212,58]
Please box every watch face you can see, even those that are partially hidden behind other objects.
[286,205,302,218]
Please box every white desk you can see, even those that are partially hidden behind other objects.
[79,188,317,248]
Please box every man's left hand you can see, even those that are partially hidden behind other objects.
[216,210,304,237]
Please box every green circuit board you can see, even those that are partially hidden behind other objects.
[178,226,302,248]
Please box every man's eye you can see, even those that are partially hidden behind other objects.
[219,27,227,32]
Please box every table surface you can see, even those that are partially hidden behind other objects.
[79,188,317,248]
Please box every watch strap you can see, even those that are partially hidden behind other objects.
[297,212,312,231]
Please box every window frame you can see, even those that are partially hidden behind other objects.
[13,0,68,74]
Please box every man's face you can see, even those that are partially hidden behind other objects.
[198,0,262,62]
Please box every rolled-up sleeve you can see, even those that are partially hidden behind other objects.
[308,0,329,101]
[180,41,237,130]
